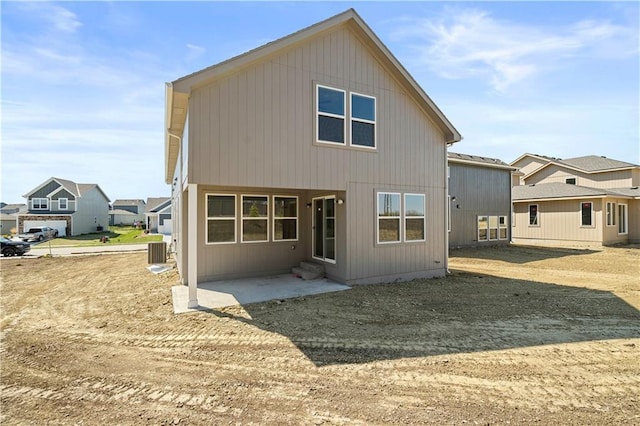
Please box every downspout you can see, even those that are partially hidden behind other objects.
[444,143,451,274]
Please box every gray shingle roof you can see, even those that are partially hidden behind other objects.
[448,152,514,169]
[146,197,170,213]
[513,183,640,201]
[113,199,145,206]
[558,155,638,172]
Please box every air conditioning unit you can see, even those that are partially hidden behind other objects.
[148,241,167,264]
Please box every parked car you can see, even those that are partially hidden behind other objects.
[1,237,31,256]
[17,227,58,242]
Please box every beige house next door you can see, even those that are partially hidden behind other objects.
[313,196,336,264]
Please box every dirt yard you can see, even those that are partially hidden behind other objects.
[1,245,639,425]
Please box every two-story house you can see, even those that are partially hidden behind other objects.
[511,154,640,246]
[448,152,517,248]
[165,9,461,308]
[19,177,110,237]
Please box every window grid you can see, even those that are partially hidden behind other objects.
[273,196,298,242]
[206,194,237,245]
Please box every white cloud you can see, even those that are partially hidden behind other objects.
[186,43,207,62]
[391,8,637,92]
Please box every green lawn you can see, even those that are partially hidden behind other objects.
[45,226,163,247]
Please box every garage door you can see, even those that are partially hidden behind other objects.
[23,220,68,237]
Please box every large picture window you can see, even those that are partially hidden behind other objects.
[351,93,376,148]
[273,196,298,241]
[207,195,236,244]
[242,195,268,242]
[581,202,593,227]
[404,194,425,241]
[377,192,401,243]
[317,85,345,144]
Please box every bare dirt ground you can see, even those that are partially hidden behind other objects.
[1,245,639,425]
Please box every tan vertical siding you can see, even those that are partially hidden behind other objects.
[188,25,448,283]
[527,165,634,189]
[512,199,604,246]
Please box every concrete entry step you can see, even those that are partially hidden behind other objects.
[292,261,325,280]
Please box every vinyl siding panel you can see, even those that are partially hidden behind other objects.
[448,163,512,247]
[512,199,604,246]
[31,181,61,199]
[186,25,448,284]
[526,165,634,189]
[71,188,110,235]
[188,26,444,191]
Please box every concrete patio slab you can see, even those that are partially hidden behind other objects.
[171,274,351,313]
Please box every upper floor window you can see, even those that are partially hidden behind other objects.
[566,177,576,185]
[351,93,376,148]
[316,84,376,149]
[32,198,48,210]
[317,85,345,144]
[58,198,68,210]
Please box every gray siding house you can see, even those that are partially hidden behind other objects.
[19,177,110,236]
[448,152,516,248]
[165,9,461,307]
[511,154,640,247]
[0,204,27,236]
[145,197,171,234]
[109,199,146,226]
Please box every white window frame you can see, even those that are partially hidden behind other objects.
[377,192,401,244]
[58,198,68,210]
[404,193,425,242]
[32,198,48,210]
[580,201,594,227]
[316,84,346,145]
[206,194,237,245]
[477,216,489,241]
[241,195,269,243]
[272,195,298,242]
[499,216,508,240]
[618,203,628,235]
[350,91,376,149]
[529,204,539,226]
[606,202,616,227]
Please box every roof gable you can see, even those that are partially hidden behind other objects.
[165,8,462,183]
[146,197,170,213]
[513,182,640,201]
[557,155,638,172]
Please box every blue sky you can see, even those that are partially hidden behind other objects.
[1,1,638,204]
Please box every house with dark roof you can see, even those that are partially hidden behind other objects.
[165,9,462,308]
[511,154,639,247]
[448,152,517,248]
[18,177,110,236]
[145,197,171,234]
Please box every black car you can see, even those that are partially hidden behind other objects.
[1,237,31,257]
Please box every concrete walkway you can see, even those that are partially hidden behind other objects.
[171,274,351,313]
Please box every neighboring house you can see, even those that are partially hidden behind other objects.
[0,204,27,235]
[448,152,517,248]
[145,197,172,234]
[18,177,110,236]
[164,9,461,306]
[109,199,146,226]
[511,154,640,247]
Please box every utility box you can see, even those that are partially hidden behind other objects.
[148,241,167,264]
